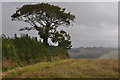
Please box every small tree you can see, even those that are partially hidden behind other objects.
[11,3,75,47]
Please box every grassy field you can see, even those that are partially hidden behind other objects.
[3,59,118,78]
[68,48,118,59]
[99,51,118,59]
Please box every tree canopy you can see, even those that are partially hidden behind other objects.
[11,3,75,49]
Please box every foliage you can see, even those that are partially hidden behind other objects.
[2,35,19,61]
[11,3,75,48]
[2,34,69,70]
[51,30,72,50]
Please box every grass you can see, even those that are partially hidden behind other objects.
[3,59,118,78]
[99,50,118,59]
[79,48,90,53]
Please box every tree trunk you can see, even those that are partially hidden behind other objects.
[43,28,49,46]
[43,37,48,46]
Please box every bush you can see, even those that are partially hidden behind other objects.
[2,34,69,68]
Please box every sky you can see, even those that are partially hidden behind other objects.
[1,2,118,48]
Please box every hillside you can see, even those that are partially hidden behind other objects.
[99,50,118,59]
[3,59,118,78]
[68,47,118,59]
[2,35,119,78]
[2,34,69,72]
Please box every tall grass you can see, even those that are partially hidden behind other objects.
[3,59,118,78]
[2,34,69,71]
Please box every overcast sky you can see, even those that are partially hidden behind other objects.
[2,2,118,48]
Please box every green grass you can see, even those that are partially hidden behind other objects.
[3,59,118,78]
[79,48,90,53]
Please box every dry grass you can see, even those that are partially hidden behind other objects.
[3,59,118,78]
[2,57,17,68]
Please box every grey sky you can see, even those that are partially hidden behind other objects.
[2,2,118,48]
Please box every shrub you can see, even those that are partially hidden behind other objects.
[2,34,69,69]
